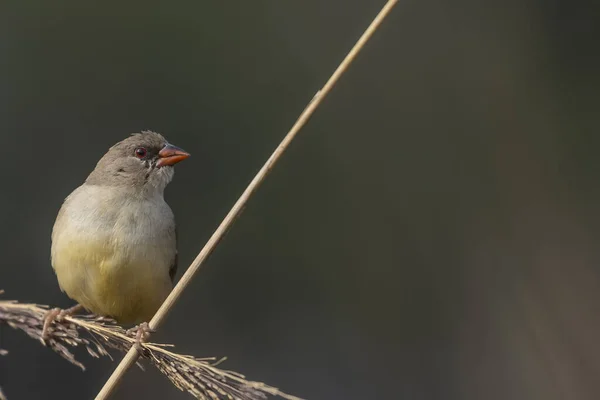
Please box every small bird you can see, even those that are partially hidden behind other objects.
[44,131,189,343]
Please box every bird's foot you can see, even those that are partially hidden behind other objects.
[127,322,155,354]
[41,304,84,344]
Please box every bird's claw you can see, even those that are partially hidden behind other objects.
[41,304,83,344]
[127,322,155,354]
[41,308,62,343]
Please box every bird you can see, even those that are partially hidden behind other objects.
[44,131,190,345]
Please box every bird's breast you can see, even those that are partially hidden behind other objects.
[51,185,176,323]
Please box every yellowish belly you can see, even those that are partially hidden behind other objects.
[52,240,172,324]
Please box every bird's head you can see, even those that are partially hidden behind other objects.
[86,131,190,193]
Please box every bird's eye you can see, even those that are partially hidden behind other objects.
[134,147,147,158]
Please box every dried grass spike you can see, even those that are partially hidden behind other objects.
[0,297,301,400]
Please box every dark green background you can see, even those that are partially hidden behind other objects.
[1,1,599,399]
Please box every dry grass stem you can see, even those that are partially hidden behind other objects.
[0,297,301,400]
[97,1,400,397]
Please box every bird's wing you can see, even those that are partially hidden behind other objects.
[169,225,178,283]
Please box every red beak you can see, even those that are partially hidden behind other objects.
[157,144,190,167]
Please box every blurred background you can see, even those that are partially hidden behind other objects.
[1,0,599,399]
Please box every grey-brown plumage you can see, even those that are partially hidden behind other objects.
[50,131,190,324]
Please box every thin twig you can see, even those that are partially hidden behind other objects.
[0,298,301,400]
[96,1,399,398]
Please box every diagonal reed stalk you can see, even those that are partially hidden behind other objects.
[95,0,400,398]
